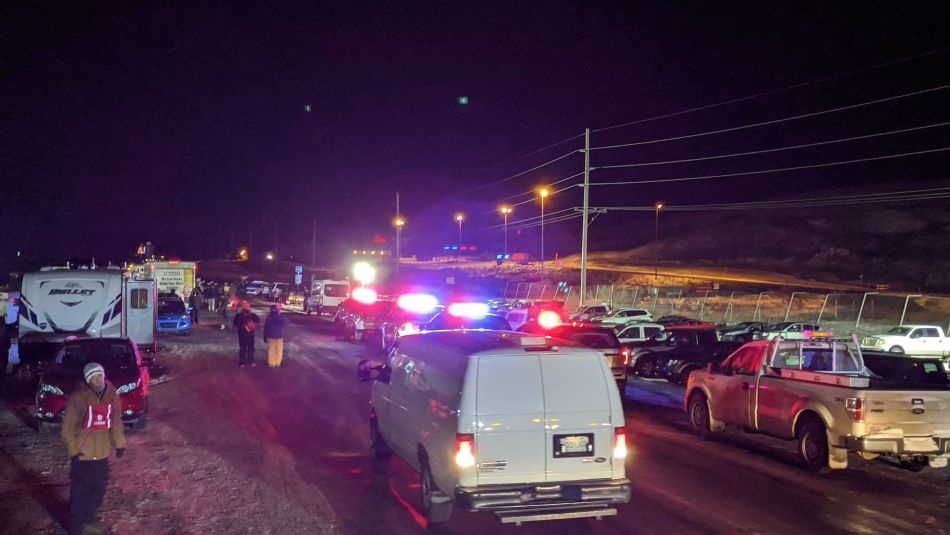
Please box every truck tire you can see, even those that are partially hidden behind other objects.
[369,418,392,470]
[636,356,656,378]
[420,455,453,524]
[687,393,711,438]
[796,418,828,472]
[888,345,905,354]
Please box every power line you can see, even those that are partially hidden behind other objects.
[481,207,577,230]
[592,46,950,133]
[589,83,950,152]
[496,171,585,202]
[472,149,579,191]
[510,133,584,161]
[510,212,584,230]
[596,121,950,170]
[589,146,950,186]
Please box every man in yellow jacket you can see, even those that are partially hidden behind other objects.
[61,362,127,535]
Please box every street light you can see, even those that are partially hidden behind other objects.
[455,213,464,262]
[265,252,275,261]
[538,188,549,281]
[353,261,376,285]
[394,216,405,279]
[654,201,663,280]
[499,206,512,261]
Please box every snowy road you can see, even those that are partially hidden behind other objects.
[2,307,949,534]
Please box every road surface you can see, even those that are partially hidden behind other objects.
[2,308,948,535]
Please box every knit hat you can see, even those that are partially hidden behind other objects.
[83,362,105,382]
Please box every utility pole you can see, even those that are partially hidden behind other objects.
[274,227,279,259]
[395,192,402,280]
[579,128,591,307]
[249,228,253,259]
[311,219,316,266]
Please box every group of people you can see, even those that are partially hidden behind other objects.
[233,302,289,368]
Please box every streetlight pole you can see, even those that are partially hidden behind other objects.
[654,202,663,280]
[539,188,549,281]
[394,216,405,280]
[455,214,464,263]
[499,206,512,260]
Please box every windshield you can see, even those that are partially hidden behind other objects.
[324,284,349,297]
[55,341,136,369]
[159,299,185,315]
[886,326,912,335]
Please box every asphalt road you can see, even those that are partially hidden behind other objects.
[205,311,949,535]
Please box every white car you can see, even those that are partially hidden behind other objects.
[594,308,653,325]
[243,280,270,297]
[861,325,949,356]
[614,322,664,344]
[358,331,631,525]
[568,304,611,322]
[754,322,822,341]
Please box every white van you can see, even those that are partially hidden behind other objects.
[358,330,631,525]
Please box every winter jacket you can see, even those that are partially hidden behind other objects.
[233,311,260,339]
[263,312,290,341]
[61,381,127,461]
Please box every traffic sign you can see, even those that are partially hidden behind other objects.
[294,265,303,274]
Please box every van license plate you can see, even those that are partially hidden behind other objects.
[553,433,594,458]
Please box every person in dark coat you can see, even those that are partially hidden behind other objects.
[263,303,290,368]
[188,288,202,324]
[233,302,260,367]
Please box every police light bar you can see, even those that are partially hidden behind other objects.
[397,294,438,314]
[447,302,489,318]
[352,287,378,304]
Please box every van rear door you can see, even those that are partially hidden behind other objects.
[540,352,614,482]
[474,354,547,485]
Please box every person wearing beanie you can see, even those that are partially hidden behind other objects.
[61,362,127,535]
[233,302,260,367]
[263,303,290,368]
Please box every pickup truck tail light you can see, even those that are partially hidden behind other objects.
[613,427,628,459]
[619,348,631,366]
[455,433,476,467]
[845,398,865,422]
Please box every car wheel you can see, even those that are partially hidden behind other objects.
[420,457,453,524]
[900,457,928,472]
[678,367,697,385]
[369,418,392,470]
[888,346,905,354]
[637,357,656,378]
[796,418,829,473]
[687,393,711,439]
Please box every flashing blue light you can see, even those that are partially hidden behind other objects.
[504,254,511,259]
[496,254,503,260]
[451,246,459,251]
[443,246,451,250]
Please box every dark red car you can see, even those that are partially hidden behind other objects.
[35,338,152,430]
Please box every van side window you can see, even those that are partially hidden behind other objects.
[130,289,148,309]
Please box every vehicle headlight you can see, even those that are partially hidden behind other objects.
[182,314,191,320]
[40,383,64,396]
[667,359,680,368]
[116,379,141,394]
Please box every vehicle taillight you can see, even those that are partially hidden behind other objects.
[613,428,627,459]
[619,348,631,366]
[455,433,476,467]
[536,310,562,329]
[845,398,864,422]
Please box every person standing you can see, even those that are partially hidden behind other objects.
[188,287,202,325]
[61,363,126,535]
[233,302,260,367]
[223,290,239,331]
[263,303,290,368]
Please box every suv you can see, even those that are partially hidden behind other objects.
[357,331,630,525]
[569,304,610,322]
[593,308,653,325]
[627,326,719,378]
[754,322,822,341]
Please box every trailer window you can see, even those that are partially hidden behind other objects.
[130,289,149,309]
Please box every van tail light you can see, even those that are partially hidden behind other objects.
[845,398,864,422]
[620,348,631,366]
[612,428,627,459]
[455,433,476,467]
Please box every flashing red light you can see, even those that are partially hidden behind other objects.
[447,302,489,319]
[613,428,627,459]
[455,433,475,467]
[397,294,438,314]
[352,287,378,304]
[536,310,562,330]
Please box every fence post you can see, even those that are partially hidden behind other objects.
[855,292,879,328]
[503,280,511,299]
[540,284,549,300]
[724,292,734,324]
[817,293,830,323]
[899,294,921,326]
[631,287,640,308]
[699,289,710,320]
[651,288,659,314]
[784,292,801,322]
[753,292,766,322]
[608,284,615,308]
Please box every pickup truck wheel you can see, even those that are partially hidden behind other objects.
[637,357,656,378]
[687,393,711,438]
[796,419,829,472]
[900,457,927,472]
[888,345,905,354]
[420,458,453,524]
[369,418,392,469]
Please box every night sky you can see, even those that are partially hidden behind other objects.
[4,2,949,270]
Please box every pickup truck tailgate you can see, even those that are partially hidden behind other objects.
[864,390,950,435]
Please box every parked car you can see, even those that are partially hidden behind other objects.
[653,340,743,384]
[528,323,629,392]
[719,321,768,343]
[357,331,631,524]
[861,325,949,357]
[754,322,823,341]
[156,297,192,334]
[334,298,396,343]
[568,304,611,322]
[593,308,653,325]
[35,337,151,430]
[656,315,716,328]
[242,280,270,297]
[269,282,290,301]
[379,305,444,353]
[422,311,512,332]
[862,350,950,386]
[626,326,720,378]
[614,322,664,344]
